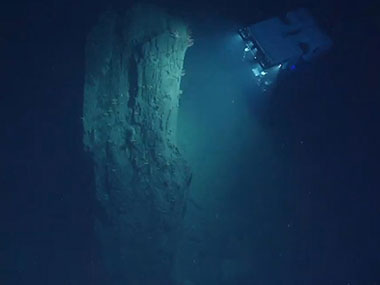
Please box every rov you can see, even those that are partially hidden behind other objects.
[239,8,332,91]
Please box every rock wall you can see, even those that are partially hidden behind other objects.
[83,4,192,284]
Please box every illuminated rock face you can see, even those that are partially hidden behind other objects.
[83,5,191,284]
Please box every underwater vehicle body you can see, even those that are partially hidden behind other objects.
[239,8,332,90]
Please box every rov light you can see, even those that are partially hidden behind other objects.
[251,66,262,77]
[260,71,267,76]
[244,47,250,52]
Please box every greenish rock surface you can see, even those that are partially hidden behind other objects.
[83,4,192,284]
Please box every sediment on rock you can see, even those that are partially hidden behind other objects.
[83,4,192,284]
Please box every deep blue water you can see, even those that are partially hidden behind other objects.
[1,0,379,284]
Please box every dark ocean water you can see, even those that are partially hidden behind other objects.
[1,0,379,284]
